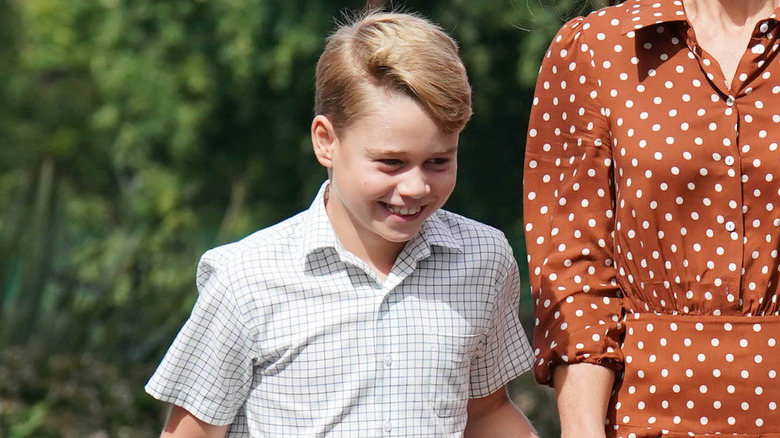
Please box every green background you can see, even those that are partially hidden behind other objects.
[0,0,606,436]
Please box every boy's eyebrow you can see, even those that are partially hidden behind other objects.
[365,145,458,155]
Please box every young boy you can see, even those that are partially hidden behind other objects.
[146,10,537,437]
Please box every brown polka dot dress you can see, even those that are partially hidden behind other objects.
[523,0,780,436]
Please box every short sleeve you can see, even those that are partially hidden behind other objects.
[523,17,625,386]
[145,252,255,425]
[468,249,535,398]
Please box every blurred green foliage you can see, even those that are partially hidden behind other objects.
[0,0,606,436]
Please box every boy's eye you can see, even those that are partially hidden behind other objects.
[428,158,451,166]
[378,159,403,166]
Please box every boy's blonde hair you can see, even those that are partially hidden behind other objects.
[315,10,472,134]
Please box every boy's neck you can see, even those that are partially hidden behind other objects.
[337,233,404,283]
[356,247,399,282]
[323,188,405,282]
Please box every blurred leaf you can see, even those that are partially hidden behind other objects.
[9,402,48,438]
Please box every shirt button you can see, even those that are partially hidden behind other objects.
[725,221,736,232]
[383,354,393,367]
[726,96,735,106]
[383,420,392,432]
[724,156,735,166]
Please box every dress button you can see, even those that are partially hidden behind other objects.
[383,420,392,432]
[383,354,393,367]
[725,221,736,232]
[726,96,735,106]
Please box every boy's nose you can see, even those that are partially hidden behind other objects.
[397,168,431,198]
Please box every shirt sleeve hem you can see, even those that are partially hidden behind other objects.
[469,351,535,399]
[144,383,237,427]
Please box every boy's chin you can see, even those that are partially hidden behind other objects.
[376,222,428,244]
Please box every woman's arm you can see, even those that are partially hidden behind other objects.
[523,15,624,386]
[554,364,615,438]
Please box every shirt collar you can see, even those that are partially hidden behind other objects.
[300,180,462,264]
[300,181,339,260]
[619,0,688,35]
[411,210,462,255]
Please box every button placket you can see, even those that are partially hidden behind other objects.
[375,292,394,435]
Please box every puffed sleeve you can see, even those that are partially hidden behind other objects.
[145,251,256,425]
[523,17,624,386]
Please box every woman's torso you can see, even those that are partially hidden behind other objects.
[524,0,780,435]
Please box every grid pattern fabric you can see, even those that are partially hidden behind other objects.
[146,181,534,436]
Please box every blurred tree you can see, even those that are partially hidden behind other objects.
[0,0,606,435]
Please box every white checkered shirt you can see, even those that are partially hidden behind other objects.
[145,182,534,437]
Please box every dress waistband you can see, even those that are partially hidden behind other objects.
[608,313,780,437]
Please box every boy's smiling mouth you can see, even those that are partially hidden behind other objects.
[382,203,423,216]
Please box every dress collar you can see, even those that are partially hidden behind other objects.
[619,0,688,35]
[618,0,780,35]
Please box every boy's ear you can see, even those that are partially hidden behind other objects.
[311,115,338,168]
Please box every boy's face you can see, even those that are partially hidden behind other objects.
[312,89,459,259]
